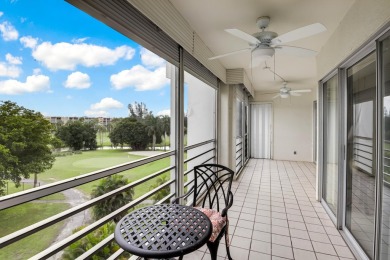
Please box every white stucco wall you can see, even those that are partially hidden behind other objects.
[253,90,316,162]
[317,0,390,79]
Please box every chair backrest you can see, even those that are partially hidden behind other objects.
[192,164,234,213]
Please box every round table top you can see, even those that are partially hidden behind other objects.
[114,204,212,258]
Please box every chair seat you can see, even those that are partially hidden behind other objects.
[195,207,226,242]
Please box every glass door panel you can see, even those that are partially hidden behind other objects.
[345,52,376,259]
[381,35,390,260]
[323,75,339,215]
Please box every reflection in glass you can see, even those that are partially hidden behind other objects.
[345,52,376,258]
[323,75,339,214]
[381,35,390,260]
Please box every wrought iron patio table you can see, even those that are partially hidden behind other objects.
[115,204,212,259]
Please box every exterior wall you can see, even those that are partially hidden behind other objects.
[253,89,316,162]
[317,0,390,79]
[218,82,235,169]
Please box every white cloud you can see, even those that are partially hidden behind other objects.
[66,95,73,99]
[5,53,22,65]
[64,71,91,89]
[33,68,41,75]
[84,109,109,117]
[157,109,170,116]
[0,21,18,41]
[0,62,21,78]
[72,37,89,44]
[20,36,38,49]
[110,65,169,91]
[140,48,166,68]
[90,97,123,110]
[0,74,50,94]
[0,12,3,17]
[85,97,123,117]
[32,42,135,71]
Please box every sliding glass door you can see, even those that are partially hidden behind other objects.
[381,34,390,260]
[323,75,339,215]
[345,52,376,258]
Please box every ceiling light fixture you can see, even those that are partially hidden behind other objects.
[252,47,275,60]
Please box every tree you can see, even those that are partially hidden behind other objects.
[144,114,162,151]
[50,136,64,151]
[56,120,97,150]
[109,118,149,150]
[149,175,170,203]
[0,101,55,193]
[160,115,170,151]
[128,101,151,120]
[91,175,134,223]
[62,222,129,260]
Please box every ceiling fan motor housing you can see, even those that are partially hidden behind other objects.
[252,31,278,45]
[256,16,271,29]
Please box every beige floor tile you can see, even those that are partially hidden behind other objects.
[252,230,272,243]
[289,229,310,240]
[334,245,355,258]
[272,234,292,247]
[249,251,271,260]
[234,226,253,239]
[312,241,337,256]
[308,231,331,244]
[315,253,339,260]
[272,244,294,259]
[293,248,316,260]
[291,237,313,251]
[231,235,251,249]
[251,239,271,254]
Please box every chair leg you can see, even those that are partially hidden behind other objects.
[225,242,233,260]
[224,228,233,260]
[207,240,220,260]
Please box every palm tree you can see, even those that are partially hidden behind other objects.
[62,222,129,260]
[91,175,134,223]
[160,115,170,151]
[144,114,162,151]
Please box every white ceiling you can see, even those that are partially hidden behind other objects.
[169,0,355,92]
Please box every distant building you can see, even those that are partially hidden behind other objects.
[45,116,114,127]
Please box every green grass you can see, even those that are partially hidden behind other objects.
[5,181,66,200]
[5,181,34,195]
[39,149,170,197]
[96,131,112,147]
[0,202,69,260]
[39,149,144,182]
[2,149,172,259]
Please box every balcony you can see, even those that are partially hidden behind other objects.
[183,159,355,260]
[0,157,356,259]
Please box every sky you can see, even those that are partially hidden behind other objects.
[0,0,172,118]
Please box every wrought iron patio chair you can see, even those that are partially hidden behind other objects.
[174,164,234,260]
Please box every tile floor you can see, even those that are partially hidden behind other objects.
[185,159,356,260]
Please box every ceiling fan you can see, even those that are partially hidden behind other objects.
[272,82,312,99]
[209,16,326,65]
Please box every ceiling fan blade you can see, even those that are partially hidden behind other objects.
[225,29,260,45]
[290,92,302,96]
[271,23,326,45]
[209,48,251,60]
[275,45,318,57]
[291,89,312,93]
[272,94,280,99]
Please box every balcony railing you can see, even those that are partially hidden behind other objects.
[0,139,216,259]
[353,136,390,186]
